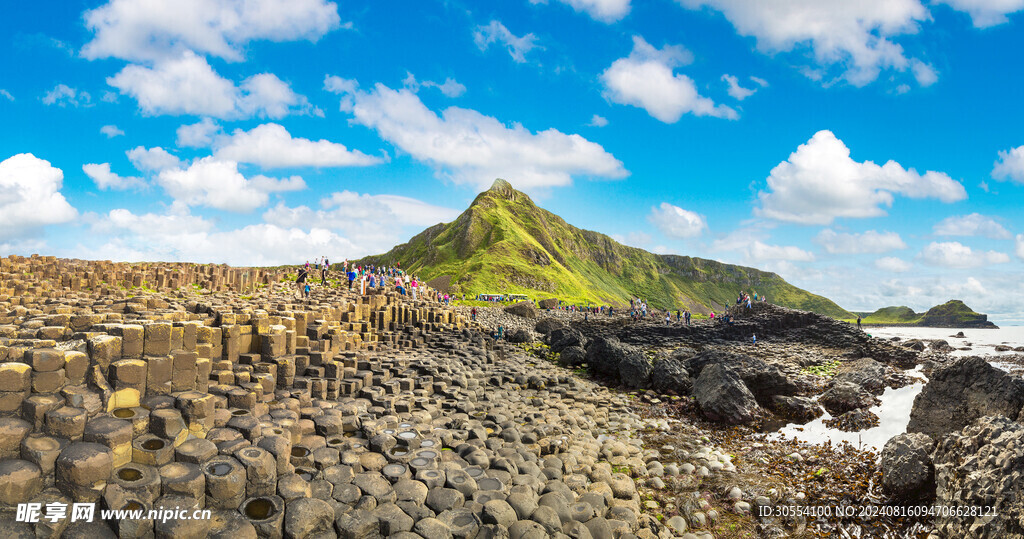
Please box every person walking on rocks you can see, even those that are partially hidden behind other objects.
[857,316,862,329]
[347,268,356,290]
[321,259,329,286]
[471,307,477,321]
[295,266,308,297]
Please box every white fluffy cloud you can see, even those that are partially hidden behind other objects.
[328,80,628,190]
[0,89,13,101]
[429,78,467,98]
[473,21,540,63]
[100,125,124,138]
[648,203,707,238]
[711,227,815,263]
[90,207,359,266]
[933,213,1011,239]
[756,130,966,225]
[212,123,383,168]
[107,51,311,119]
[722,74,757,100]
[86,187,460,265]
[588,115,609,127]
[402,73,467,98]
[813,229,907,254]
[82,163,145,191]
[918,241,1010,268]
[992,145,1024,183]
[748,242,816,262]
[81,0,341,62]
[156,157,305,212]
[677,0,933,87]
[176,118,221,147]
[937,0,1024,27]
[531,0,631,22]
[1017,234,1024,260]
[127,146,182,172]
[265,191,459,229]
[601,36,737,122]
[42,84,91,107]
[874,256,912,272]
[0,154,77,239]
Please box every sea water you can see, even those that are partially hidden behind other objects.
[866,325,1024,357]
[767,326,1024,449]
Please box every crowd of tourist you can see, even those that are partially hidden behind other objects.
[294,257,428,302]
[294,258,766,341]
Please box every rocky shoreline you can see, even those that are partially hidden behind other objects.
[467,300,1024,538]
[0,255,736,539]
[1,255,1021,538]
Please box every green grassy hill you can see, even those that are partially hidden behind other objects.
[359,179,853,318]
[859,306,923,325]
[919,300,996,327]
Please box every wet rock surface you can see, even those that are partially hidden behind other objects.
[932,415,1024,538]
[693,364,760,424]
[907,356,1024,438]
[880,433,934,503]
[818,381,879,415]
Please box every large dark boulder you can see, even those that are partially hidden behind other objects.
[504,302,537,319]
[693,364,760,424]
[548,327,586,354]
[770,395,823,423]
[880,433,935,503]
[907,356,1024,439]
[505,328,533,344]
[651,357,692,395]
[538,298,559,309]
[558,346,586,368]
[931,416,1024,538]
[684,351,800,404]
[585,337,625,378]
[832,358,887,394]
[903,340,927,351]
[618,350,652,389]
[819,381,878,415]
[743,363,803,403]
[683,350,738,377]
[582,336,650,387]
[534,318,565,335]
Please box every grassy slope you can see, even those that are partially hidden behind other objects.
[855,306,923,325]
[360,180,853,318]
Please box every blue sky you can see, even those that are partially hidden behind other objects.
[3,0,1024,322]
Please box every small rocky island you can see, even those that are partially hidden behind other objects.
[855,299,998,328]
